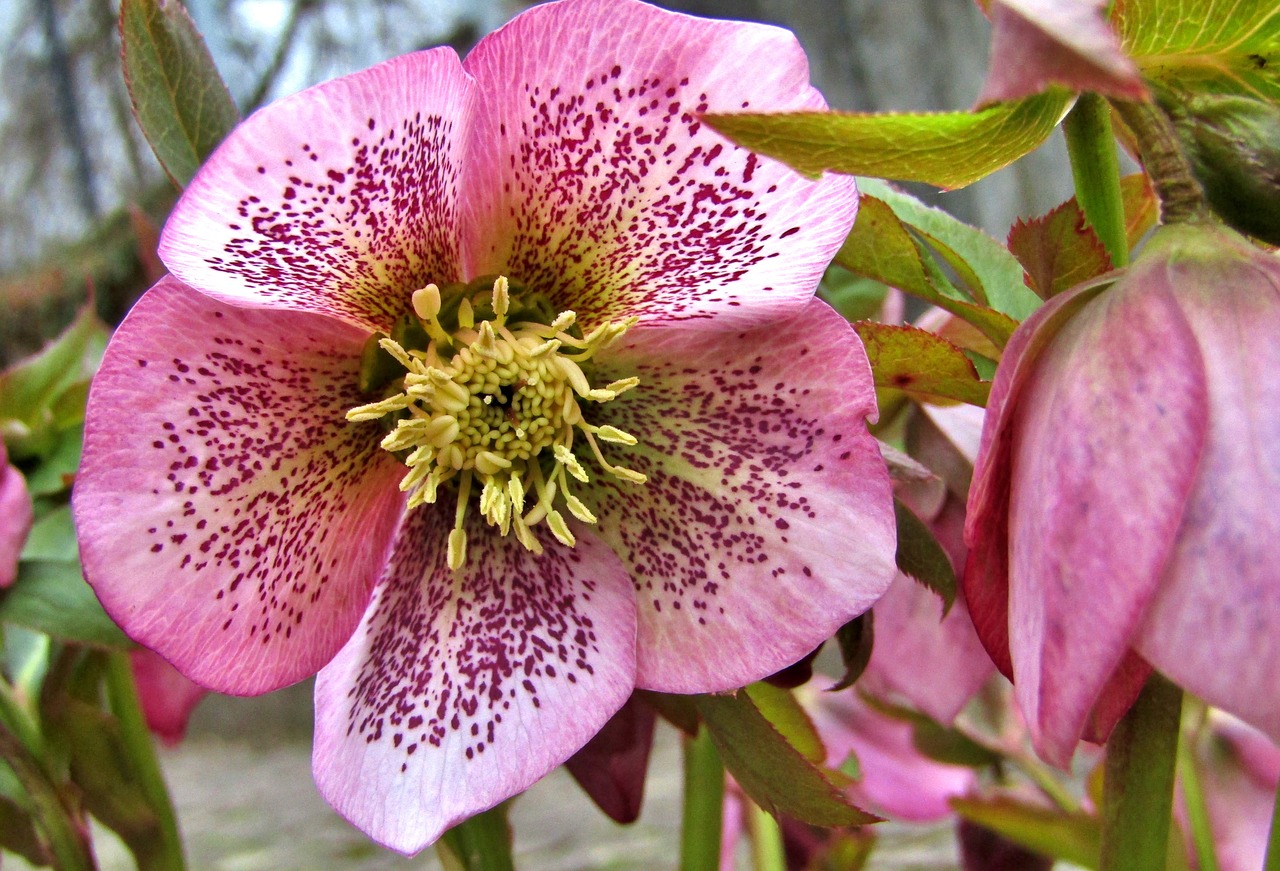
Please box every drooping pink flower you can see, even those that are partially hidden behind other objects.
[1178,714,1280,871]
[73,0,896,852]
[129,648,210,746]
[965,222,1280,767]
[0,442,33,589]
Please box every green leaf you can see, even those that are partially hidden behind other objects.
[910,719,1003,769]
[818,269,890,323]
[19,506,78,562]
[894,498,957,613]
[1007,196,1113,298]
[830,612,874,693]
[21,428,83,498]
[704,90,1072,190]
[1,562,131,649]
[951,795,1100,868]
[695,692,880,827]
[855,322,991,407]
[743,682,826,766]
[832,196,1021,349]
[1115,0,1280,101]
[859,178,1042,322]
[0,302,106,461]
[120,0,240,187]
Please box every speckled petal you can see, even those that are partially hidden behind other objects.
[0,443,32,588]
[160,49,473,334]
[313,506,636,854]
[585,298,896,693]
[461,0,857,329]
[1136,265,1280,745]
[1008,281,1207,767]
[73,276,406,694]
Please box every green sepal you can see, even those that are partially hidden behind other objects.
[951,795,1101,868]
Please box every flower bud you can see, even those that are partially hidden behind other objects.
[1162,90,1280,245]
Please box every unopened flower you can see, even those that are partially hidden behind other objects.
[0,442,32,589]
[965,222,1280,766]
[74,0,895,851]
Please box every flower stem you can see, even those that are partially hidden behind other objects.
[437,803,515,871]
[1099,673,1182,871]
[1063,93,1129,268]
[0,716,97,871]
[103,653,187,871]
[747,800,785,871]
[1176,699,1219,871]
[1265,776,1280,871]
[1110,98,1210,225]
[680,726,724,871]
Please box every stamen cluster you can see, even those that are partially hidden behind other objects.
[348,277,645,569]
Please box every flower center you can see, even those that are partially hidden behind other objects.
[347,276,646,569]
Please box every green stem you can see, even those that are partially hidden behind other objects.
[1176,703,1219,871]
[1110,99,1211,225]
[1099,673,1182,871]
[437,803,515,871]
[0,676,46,759]
[1063,93,1130,268]
[104,653,186,871]
[680,726,724,871]
[747,800,785,871]
[1265,776,1280,871]
[0,720,96,871]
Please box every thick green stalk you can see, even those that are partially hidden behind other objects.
[1099,674,1182,871]
[1265,776,1280,871]
[747,800,785,871]
[437,804,515,871]
[1063,93,1130,267]
[680,726,724,871]
[104,653,186,871]
[1110,99,1211,225]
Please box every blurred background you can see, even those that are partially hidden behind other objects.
[0,1,1073,867]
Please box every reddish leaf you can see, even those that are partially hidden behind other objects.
[1007,200,1111,298]
[854,322,991,407]
[977,0,1146,106]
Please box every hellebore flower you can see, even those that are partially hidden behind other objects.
[73,0,896,852]
[965,222,1280,767]
[0,442,32,589]
[1177,713,1280,871]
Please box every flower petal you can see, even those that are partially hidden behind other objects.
[563,693,657,824]
[312,506,636,854]
[1007,280,1208,766]
[587,298,895,693]
[963,282,1106,682]
[1135,264,1280,744]
[0,443,32,589]
[160,49,473,333]
[73,276,405,694]
[461,0,857,329]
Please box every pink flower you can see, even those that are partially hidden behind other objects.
[73,0,895,852]
[1179,714,1280,871]
[129,648,209,746]
[0,442,33,589]
[965,222,1280,767]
